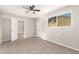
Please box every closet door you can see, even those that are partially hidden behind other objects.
[2,18,11,42]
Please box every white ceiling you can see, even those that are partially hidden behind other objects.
[0,5,66,18]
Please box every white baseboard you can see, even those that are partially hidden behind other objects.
[41,37,79,52]
[2,39,11,42]
[24,35,37,38]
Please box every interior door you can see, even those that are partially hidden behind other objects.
[18,20,24,39]
[2,18,11,42]
[11,18,18,41]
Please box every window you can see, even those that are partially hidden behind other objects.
[58,13,71,26]
[48,16,58,27]
[48,13,71,27]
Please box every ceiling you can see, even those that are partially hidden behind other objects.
[0,5,66,18]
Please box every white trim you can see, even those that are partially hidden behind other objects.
[2,39,11,42]
[41,37,79,52]
[24,35,37,38]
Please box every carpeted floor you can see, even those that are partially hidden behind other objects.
[0,37,79,54]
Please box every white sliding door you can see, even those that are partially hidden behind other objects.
[2,18,11,42]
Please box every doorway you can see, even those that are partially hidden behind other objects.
[18,20,24,39]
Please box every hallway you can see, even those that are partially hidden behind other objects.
[0,37,78,54]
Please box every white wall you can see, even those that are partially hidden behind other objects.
[37,5,79,50]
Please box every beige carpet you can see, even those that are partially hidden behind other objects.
[0,37,79,54]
